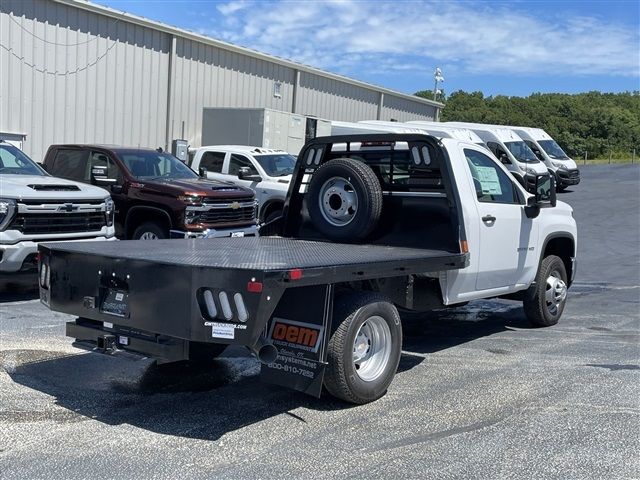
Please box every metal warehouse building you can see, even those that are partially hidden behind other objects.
[0,0,442,161]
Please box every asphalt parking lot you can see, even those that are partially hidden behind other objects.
[1,164,639,479]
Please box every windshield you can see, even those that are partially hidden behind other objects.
[538,139,570,160]
[0,144,46,176]
[119,151,198,180]
[504,141,539,163]
[254,154,296,177]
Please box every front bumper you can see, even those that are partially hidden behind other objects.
[556,168,581,187]
[170,224,260,239]
[0,235,117,273]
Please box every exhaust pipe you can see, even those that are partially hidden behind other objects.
[248,336,278,364]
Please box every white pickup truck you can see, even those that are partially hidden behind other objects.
[190,146,297,223]
[41,133,576,404]
[0,141,115,280]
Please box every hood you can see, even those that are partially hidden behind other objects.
[137,177,255,199]
[0,174,109,200]
[528,162,549,174]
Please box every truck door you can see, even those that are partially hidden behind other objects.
[463,147,538,290]
[226,154,267,203]
[198,150,227,182]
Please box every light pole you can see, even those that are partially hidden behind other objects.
[433,67,444,99]
[433,67,444,121]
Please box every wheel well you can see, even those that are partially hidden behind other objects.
[261,200,284,221]
[125,207,172,239]
[544,236,574,284]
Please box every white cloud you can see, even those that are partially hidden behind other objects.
[207,0,639,79]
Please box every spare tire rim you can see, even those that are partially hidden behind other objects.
[545,269,567,316]
[319,177,358,226]
[352,315,392,382]
[139,231,159,240]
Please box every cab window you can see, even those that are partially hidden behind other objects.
[464,149,519,204]
[228,154,258,176]
[200,151,225,173]
[50,149,89,182]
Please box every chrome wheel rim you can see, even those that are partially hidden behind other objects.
[319,177,358,226]
[545,269,567,316]
[139,231,159,240]
[352,315,392,382]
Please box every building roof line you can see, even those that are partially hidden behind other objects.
[53,0,443,109]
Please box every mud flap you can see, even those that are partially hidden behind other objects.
[260,284,333,397]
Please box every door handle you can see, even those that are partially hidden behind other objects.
[482,214,496,223]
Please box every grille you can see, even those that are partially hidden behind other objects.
[10,212,106,234]
[202,196,254,205]
[199,206,255,225]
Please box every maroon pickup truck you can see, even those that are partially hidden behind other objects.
[42,145,258,240]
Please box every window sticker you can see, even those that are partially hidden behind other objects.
[475,166,502,195]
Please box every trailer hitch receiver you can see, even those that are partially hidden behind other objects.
[96,334,117,352]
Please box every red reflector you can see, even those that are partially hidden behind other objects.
[289,269,303,281]
[35,252,41,263]
[247,281,263,293]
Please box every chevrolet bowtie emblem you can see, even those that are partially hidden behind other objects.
[230,202,241,210]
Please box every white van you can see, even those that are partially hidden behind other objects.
[507,127,580,191]
[446,122,549,192]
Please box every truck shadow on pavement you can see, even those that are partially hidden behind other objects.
[4,300,529,442]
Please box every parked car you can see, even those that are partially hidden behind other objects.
[190,146,297,223]
[42,145,258,240]
[0,141,115,279]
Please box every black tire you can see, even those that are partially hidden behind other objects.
[132,222,167,240]
[188,342,227,363]
[307,158,382,241]
[324,292,402,404]
[523,255,568,327]
[264,208,283,224]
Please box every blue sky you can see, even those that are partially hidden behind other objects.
[95,0,640,97]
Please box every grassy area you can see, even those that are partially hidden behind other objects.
[580,157,638,165]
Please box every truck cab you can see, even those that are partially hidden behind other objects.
[507,126,580,191]
[43,145,258,240]
[190,146,297,223]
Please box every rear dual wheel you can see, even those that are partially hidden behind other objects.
[324,293,402,404]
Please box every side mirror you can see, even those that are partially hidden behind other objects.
[535,173,556,207]
[110,184,123,194]
[525,174,556,218]
[198,166,208,178]
[238,167,262,183]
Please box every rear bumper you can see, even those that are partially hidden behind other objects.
[170,224,260,239]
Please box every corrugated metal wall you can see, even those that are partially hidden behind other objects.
[0,0,440,161]
[171,38,296,148]
[296,72,380,121]
[381,94,438,122]
[0,0,170,161]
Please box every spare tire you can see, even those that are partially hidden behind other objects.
[307,158,382,241]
